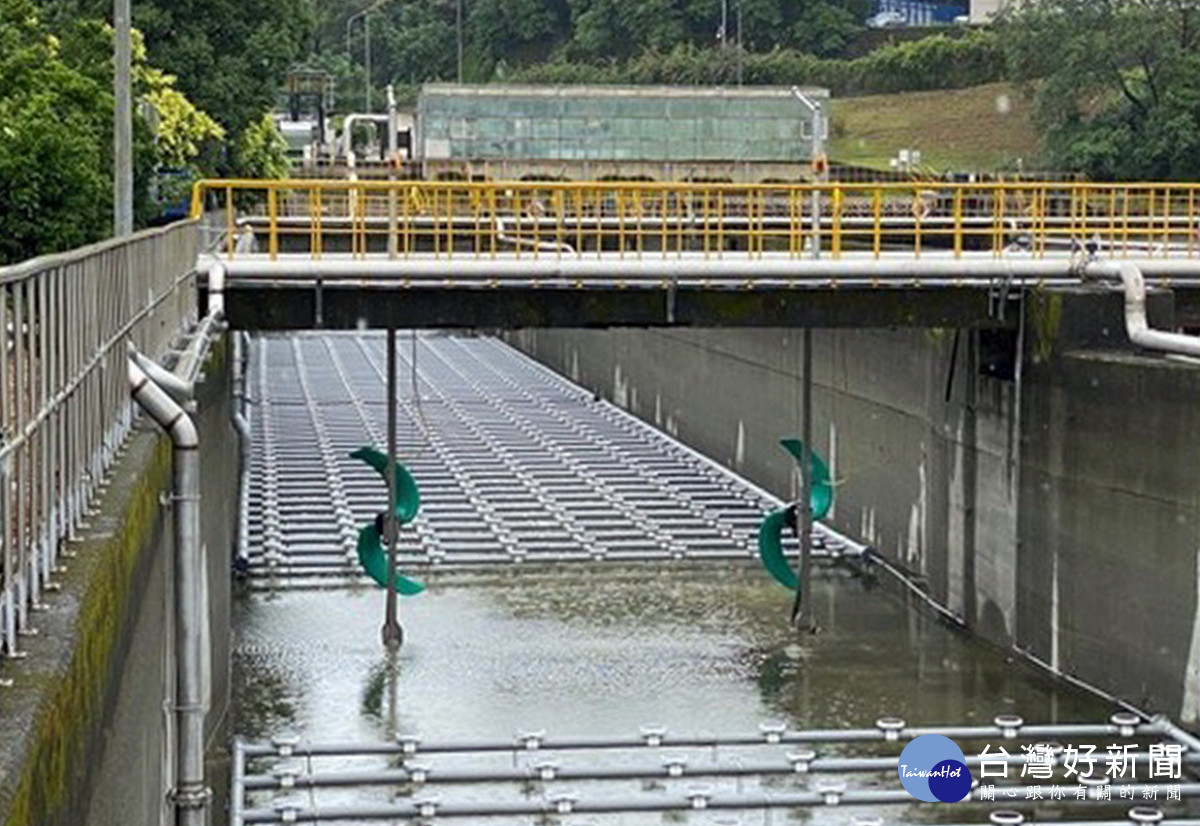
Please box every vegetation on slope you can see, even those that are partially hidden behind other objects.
[830,83,1039,173]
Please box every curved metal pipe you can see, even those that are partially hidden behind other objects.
[1086,260,1200,357]
[127,358,210,826]
[341,113,389,161]
[494,216,575,253]
[207,259,226,317]
[129,345,193,404]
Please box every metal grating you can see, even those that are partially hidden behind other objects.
[244,332,861,587]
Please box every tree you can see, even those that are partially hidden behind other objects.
[1000,0,1200,179]
[236,113,290,178]
[0,0,111,262]
[45,0,315,158]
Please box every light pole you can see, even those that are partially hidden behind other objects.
[349,1,398,112]
[113,0,132,236]
[456,0,464,83]
[790,86,826,259]
[347,9,370,110]
[736,1,743,85]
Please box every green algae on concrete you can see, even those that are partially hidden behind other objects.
[0,433,172,826]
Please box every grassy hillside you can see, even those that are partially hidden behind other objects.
[830,83,1042,174]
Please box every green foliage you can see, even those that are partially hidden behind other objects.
[236,113,291,179]
[0,0,110,263]
[47,0,314,157]
[507,31,1005,96]
[317,0,888,95]
[999,0,1200,180]
[0,0,225,264]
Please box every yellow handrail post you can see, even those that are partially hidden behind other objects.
[225,186,234,259]
[189,180,205,220]
[873,188,882,259]
[953,188,963,258]
[267,186,278,261]
[830,187,841,259]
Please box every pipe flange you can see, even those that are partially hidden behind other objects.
[271,732,300,757]
[815,778,846,805]
[787,749,817,773]
[759,721,788,743]
[1129,806,1165,824]
[876,716,906,741]
[640,725,667,746]
[168,785,213,808]
[518,730,545,750]
[686,785,713,809]
[993,714,1023,738]
[272,801,300,824]
[663,755,688,777]
[989,811,1024,826]
[551,793,578,814]
[1111,711,1141,738]
[272,762,302,789]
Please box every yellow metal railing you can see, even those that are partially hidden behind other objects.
[191,179,1200,262]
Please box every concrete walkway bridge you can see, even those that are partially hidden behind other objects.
[193,178,1200,331]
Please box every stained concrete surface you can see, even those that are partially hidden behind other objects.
[505,288,1200,716]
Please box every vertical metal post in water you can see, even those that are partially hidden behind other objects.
[382,327,402,648]
[791,328,813,629]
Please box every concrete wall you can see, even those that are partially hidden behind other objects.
[0,340,237,826]
[505,288,1200,714]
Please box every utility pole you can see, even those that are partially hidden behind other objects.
[113,0,133,236]
[790,86,826,259]
[720,0,728,46]
[456,0,464,83]
[736,1,743,86]
[365,12,373,112]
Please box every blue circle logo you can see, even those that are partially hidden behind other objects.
[898,734,972,802]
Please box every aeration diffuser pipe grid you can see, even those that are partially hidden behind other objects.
[240,751,1200,791]
[239,717,1177,760]
[241,785,1200,824]
[233,716,1200,825]
[243,334,865,588]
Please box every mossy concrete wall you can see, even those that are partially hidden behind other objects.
[0,339,237,826]
[505,287,1200,714]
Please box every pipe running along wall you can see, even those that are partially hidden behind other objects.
[1084,260,1200,358]
[125,263,225,825]
[127,359,211,825]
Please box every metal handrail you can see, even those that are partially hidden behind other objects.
[189,179,1200,263]
[0,220,199,662]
